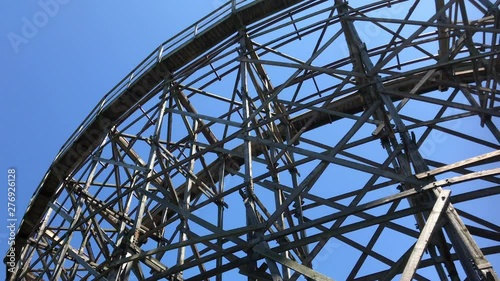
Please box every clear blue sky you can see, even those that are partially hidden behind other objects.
[0,1,221,279]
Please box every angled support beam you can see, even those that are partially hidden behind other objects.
[93,156,149,173]
[175,89,219,145]
[240,31,260,281]
[264,100,382,230]
[401,189,451,281]
[107,84,172,281]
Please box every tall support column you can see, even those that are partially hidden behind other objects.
[11,1,500,280]
[107,83,171,280]
[381,91,499,281]
[239,30,257,281]
[176,120,198,280]
[290,167,311,271]
[442,196,500,281]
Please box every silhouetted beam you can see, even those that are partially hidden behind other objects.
[10,0,307,266]
[140,60,499,233]
[416,150,500,179]
[435,0,450,60]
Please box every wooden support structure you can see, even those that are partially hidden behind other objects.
[7,1,500,280]
[401,190,451,281]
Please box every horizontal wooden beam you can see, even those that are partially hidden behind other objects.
[416,150,500,179]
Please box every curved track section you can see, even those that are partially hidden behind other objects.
[6,0,500,280]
